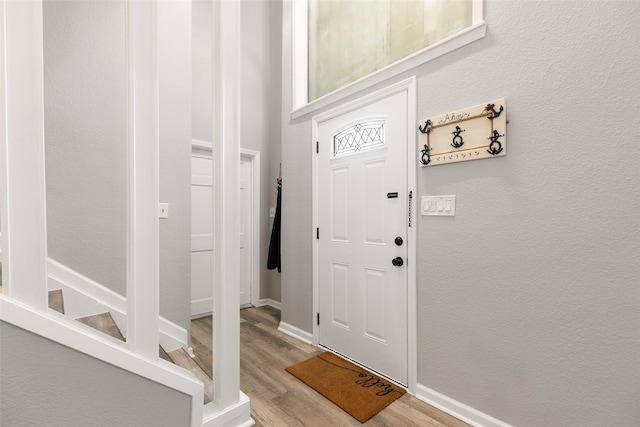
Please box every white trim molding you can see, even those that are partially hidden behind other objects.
[416,384,513,427]
[192,138,213,152]
[202,391,253,427]
[1,0,49,310]
[257,298,281,311]
[48,258,188,352]
[0,296,204,421]
[278,321,313,345]
[240,148,261,309]
[191,297,213,319]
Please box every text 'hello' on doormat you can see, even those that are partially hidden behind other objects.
[285,351,406,423]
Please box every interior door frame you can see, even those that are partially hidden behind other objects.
[190,140,213,318]
[240,148,261,307]
[189,144,260,312]
[311,77,417,393]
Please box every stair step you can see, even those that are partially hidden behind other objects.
[159,345,172,362]
[48,289,65,314]
[168,348,213,404]
[76,312,125,342]
[39,286,205,398]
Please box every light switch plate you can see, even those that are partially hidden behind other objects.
[421,195,456,216]
[159,203,169,219]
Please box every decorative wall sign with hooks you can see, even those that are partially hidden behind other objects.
[418,98,507,167]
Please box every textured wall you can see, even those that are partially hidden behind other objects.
[414,1,640,425]
[44,0,192,330]
[267,0,284,303]
[240,0,282,303]
[192,0,213,143]
[0,322,191,427]
[280,0,314,328]
[44,0,128,296]
[280,0,640,425]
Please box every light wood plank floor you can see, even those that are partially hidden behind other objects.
[191,306,469,427]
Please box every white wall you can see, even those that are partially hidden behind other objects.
[43,0,192,331]
[280,1,640,425]
[0,321,191,427]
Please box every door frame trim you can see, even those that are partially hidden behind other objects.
[311,77,417,393]
[189,144,261,312]
[240,148,261,307]
[190,141,213,318]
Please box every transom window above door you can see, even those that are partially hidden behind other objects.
[292,0,486,118]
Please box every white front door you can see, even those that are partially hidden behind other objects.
[316,89,409,385]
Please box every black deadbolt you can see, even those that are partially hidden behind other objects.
[394,236,403,246]
[392,257,404,267]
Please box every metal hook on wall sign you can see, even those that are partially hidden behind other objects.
[451,125,465,148]
[420,144,431,165]
[486,103,504,120]
[487,130,505,155]
[418,120,432,134]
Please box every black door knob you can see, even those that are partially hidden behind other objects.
[392,257,404,267]
[394,237,403,246]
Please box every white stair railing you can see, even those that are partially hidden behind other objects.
[0,0,49,311]
[0,1,251,426]
[126,0,160,362]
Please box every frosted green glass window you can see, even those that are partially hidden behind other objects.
[308,0,473,101]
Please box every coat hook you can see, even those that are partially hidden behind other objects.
[451,125,465,148]
[486,103,504,120]
[418,120,432,134]
[420,144,431,165]
[487,130,504,155]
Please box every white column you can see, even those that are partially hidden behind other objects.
[126,0,160,360]
[0,0,48,310]
[211,0,241,408]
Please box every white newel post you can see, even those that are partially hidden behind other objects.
[211,0,242,410]
[0,0,49,310]
[126,0,160,361]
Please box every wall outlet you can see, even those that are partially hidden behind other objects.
[269,207,276,218]
[159,203,169,219]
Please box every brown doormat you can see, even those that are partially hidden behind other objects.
[286,351,406,423]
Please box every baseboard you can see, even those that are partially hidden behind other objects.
[257,298,281,311]
[47,258,188,351]
[415,383,513,427]
[277,321,312,345]
[191,297,213,318]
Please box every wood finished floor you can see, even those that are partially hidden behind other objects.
[191,306,469,427]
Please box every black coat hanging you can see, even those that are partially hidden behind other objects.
[267,171,282,272]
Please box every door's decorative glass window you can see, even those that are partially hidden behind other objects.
[333,120,385,158]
